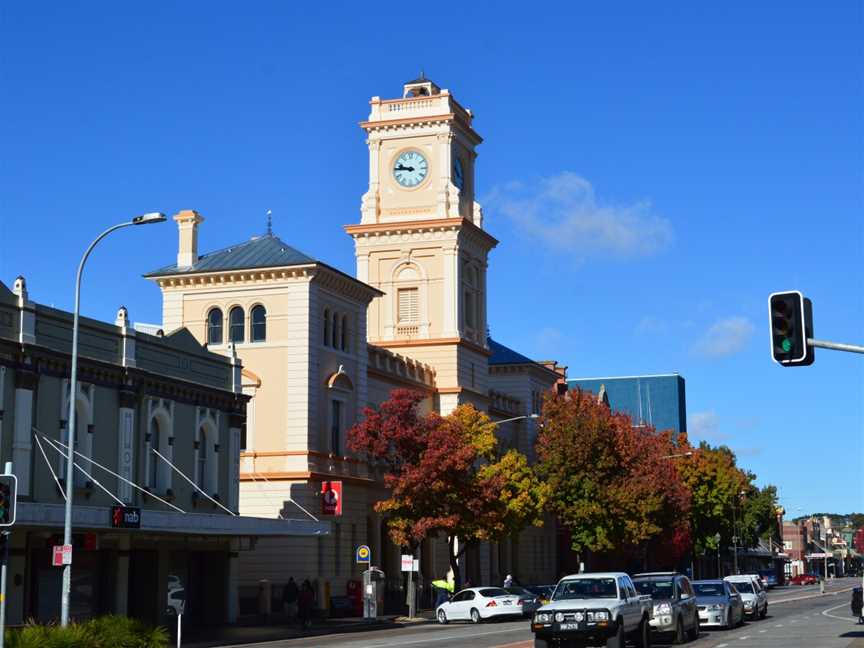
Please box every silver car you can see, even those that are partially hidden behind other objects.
[724,575,768,619]
[692,580,745,630]
[633,572,700,643]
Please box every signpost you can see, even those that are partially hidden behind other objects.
[52,545,73,567]
[0,463,14,648]
[356,545,371,565]
[401,553,417,619]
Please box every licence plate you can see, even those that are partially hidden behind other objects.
[560,623,580,630]
[503,600,512,605]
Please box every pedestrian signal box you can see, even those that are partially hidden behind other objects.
[0,475,18,527]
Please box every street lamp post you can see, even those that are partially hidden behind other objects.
[491,413,540,426]
[60,212,165,626]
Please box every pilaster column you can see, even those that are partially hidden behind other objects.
[117,390,137,504]
[227,540,240,623]
[441,245,458,337]
[13,368,37,496]
[114,535,131,615]
[0,366,6,465]
[228,412,244,513]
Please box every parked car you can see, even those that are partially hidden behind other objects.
[724,575,768,619]
[504,586,545,617]
[532,572,652,648]
[633,572,700,643]
[525,585,555,606]
[692,580,745,630]
[436,587,523,624]
[789,573,819,585]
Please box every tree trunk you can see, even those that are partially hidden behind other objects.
[448,535,466,590]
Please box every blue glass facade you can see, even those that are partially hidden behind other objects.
[566,374,687,433]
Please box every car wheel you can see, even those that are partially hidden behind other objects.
[533,639,551,648]
[636,616,652,648]
[605,620,624,648]
[437,609,448,624]
[673,616,685,644]
[687,616,700,641]
[470,608,481,624]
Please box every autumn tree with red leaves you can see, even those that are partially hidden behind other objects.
[348,389,546,586]
[536,388,691,564]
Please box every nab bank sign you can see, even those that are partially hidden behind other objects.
[110,506,142,529]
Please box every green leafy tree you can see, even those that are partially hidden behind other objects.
[536,389,690,563]
[348,390,546,586]
[738,484,781,548]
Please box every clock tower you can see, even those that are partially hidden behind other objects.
[345,77,497,413]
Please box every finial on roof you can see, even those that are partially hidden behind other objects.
[420,68,425,81]
[266,209,272,236]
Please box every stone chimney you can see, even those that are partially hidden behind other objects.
[173,209,204,268]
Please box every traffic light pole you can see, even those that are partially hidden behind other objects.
[808,338,864,354]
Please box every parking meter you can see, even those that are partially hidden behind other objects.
[363,567,385,620]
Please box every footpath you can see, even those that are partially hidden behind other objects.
[182,611,434,648]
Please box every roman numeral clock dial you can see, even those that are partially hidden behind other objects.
[393,150,428,187]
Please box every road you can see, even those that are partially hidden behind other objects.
[218,578,863,648]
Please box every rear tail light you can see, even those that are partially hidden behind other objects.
[486,600,497,608]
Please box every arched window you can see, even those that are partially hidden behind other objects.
[207,308,223,345]
[197,427,208,490]
[251,305,266,342]
[331,311,339,348]
[229,307,245,343]
[149,418,160,489]
[323,309,331,346]
[341,314,349,352]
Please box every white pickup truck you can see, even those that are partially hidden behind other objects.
[531,572,653,648]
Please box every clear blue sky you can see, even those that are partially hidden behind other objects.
[2,2,861,515]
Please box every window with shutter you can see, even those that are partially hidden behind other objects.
[397,288,419,323]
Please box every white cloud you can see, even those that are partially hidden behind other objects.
[692,316,755,358]
[484,172,673,260]
[688,410,721,440]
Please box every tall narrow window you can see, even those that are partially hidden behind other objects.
[332,311,339,348]
[207,308,223,345]
[465,290,475,328]
[341,314,349,352]
[229,307,244,343]
[397,288,419,323]
[324,308,331,346]
[330,400,342,455]
[197,428,208,491]
[149,418,160,489]
[251,305,267,342]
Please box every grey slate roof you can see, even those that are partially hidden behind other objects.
[488,337,536,366]
[145,234,316,277]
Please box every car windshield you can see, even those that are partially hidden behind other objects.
[634,579,674,599]
[505,586,529,595]
[479,588,510,598]
[693,583,725,597]
[552,578,618,600]
[731,581,755,594]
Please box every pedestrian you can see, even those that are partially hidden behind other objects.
[298,580,315,629]
[431,576,453,607]
[283,577,298,621]
[852,587,863,625]
[503,574,513,588]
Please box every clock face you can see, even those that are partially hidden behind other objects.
[453,157,464,190]
[393,150,429,188]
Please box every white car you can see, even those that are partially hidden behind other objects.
[436,587,523,624]
[724,575,768,619]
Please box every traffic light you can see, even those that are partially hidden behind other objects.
[768,291,814,366]
[0,475,18,527]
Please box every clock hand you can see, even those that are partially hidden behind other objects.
[395,164,415,172]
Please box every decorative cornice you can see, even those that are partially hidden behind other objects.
[372,336,492,358]
[239,471,375,485]
[345,217,498,250]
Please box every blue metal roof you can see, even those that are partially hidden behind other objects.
[145,234,316,277]
[488,337,537,366]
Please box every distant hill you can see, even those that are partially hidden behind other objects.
[790,512,864,528]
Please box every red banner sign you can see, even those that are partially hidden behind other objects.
[321,481,342,516]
